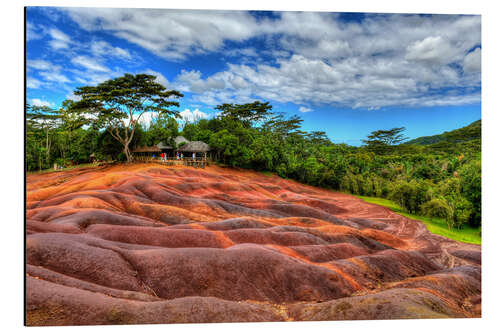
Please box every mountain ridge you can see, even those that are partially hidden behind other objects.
[405,120,481,145]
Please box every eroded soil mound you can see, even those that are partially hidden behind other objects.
[26,164,481,325]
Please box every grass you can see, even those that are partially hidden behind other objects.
[27,162,109,175]
[355,195,481,245]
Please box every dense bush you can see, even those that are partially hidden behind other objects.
[26,101,481,229]
[388,179,430,214]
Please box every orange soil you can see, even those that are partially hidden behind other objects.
[26,163,481,325]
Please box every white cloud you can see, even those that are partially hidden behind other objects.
[176,70,225,93]
[27,77,43,89]
[27,22,44,41]
[137,111,156,128]
[65,92,82,102]
[144,69,169,87]
[178,108,209,123]
[405,36,457,65]
[463,48,481,73]
[71,56,110,72]
[225,47,259,58]
[174,51,479,109]
[63,8,262,61]
[48,28,71,50]
[90,40,132,60]
[39,71,70,84]
[299,106,313,113]
[27,59,59,71]
[30,98,55,107]
[27,58,71,86]
[47,10,482,109]
[68,69,120,86]
[168,13,480,109]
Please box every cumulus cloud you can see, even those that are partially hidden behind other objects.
[178,108,209,123]
[39,10,482,109]
[63,8,262,61]
[299,106,313,113]
[176,70,225,94]
[405,36,457,65]
[30,98,55,107]
[167,14,480,109]
[137,111,156,128]
[144,69,169,87]
[463,48,481,73]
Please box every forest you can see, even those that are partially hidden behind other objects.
[26,74,481,232]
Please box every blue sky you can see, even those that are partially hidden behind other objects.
[26,7,481,145]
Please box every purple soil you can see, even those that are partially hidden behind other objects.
[26,164,481,325]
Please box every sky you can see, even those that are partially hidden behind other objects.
[26,7,481,145]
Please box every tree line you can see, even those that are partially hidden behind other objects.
[26,74,481,230]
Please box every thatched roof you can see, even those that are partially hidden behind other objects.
[132,141,173,153]
[174,136,189,146]
[132,146,161,153]
[157,141,173,149]
[178,141,211,152]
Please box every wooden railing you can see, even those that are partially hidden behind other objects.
[133,156,211,168]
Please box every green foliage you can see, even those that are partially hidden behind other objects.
[458,159,481,227]
[142,114,179,147]
[357,196,481,244]
[406,120,481,145]
[215,101,272,127]
[362,127,408,153]
[388,179,430,214]
[421,198,453,223]
[26,94,481,234]
[67,73,183,162]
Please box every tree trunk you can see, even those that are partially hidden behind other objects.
[123,142,133,163]
[45,128,51,164]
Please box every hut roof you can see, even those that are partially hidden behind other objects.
[178,141,211,152]
[157,141,173,149]
[132,146,161,153]
[174,136,189,146]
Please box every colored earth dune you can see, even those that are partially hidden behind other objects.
[26,164,481,326]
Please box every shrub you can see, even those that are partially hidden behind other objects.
[421,197,453,227]
[388,179,430,214]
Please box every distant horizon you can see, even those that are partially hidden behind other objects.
[26,7,481,146]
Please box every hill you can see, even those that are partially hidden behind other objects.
[26,163,481,325]
[406,120,481,145]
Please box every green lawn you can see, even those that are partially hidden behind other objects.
[27,163,100,175]
[355,195,481,245]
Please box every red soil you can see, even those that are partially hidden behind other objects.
[26,163,481,325]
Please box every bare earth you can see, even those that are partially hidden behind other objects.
[26,163,481,326]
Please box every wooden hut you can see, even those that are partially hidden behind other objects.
[157,141,174,156]
[174,136,189,147]
[132,141,174,159]
[131,145,162,160]
[177,141,212,160]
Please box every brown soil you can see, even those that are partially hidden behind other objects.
[26,163,481,326]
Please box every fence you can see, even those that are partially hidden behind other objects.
[134,156,211,168]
